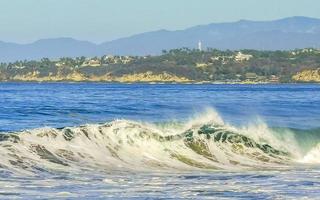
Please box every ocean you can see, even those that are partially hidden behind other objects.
[0,83,320,199]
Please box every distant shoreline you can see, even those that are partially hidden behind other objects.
[1,48,320,83]
[0,80,317,84]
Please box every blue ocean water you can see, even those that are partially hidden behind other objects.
[0,83,319,132]
[1,83,320,199]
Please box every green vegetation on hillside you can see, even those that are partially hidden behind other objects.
[1,48,320,83]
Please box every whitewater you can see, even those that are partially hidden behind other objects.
[0,110,317,173]
[0,83,320,199]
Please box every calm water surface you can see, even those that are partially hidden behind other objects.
[0,83,319,131]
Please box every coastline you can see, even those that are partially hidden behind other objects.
[1,49,320,84]
[0,80,317,84]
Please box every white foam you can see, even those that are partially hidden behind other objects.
[300,143,320,163]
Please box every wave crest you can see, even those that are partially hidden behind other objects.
[1,114,305,174]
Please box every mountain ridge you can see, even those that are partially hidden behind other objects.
[1,16,320,62]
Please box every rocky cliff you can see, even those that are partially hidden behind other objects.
[3,70,192,83]
[292,68,320,82]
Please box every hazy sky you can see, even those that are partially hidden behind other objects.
[0,0,319,43]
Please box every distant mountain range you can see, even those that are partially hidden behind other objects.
[1,16,320,62]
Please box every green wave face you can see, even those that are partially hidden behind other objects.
[184,124,290,161]
[271,127,320,153]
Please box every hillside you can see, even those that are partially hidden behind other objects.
[1,48,320,83]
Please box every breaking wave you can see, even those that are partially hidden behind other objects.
[0,110,319,174]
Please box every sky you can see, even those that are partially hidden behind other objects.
[0,0,319,44]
